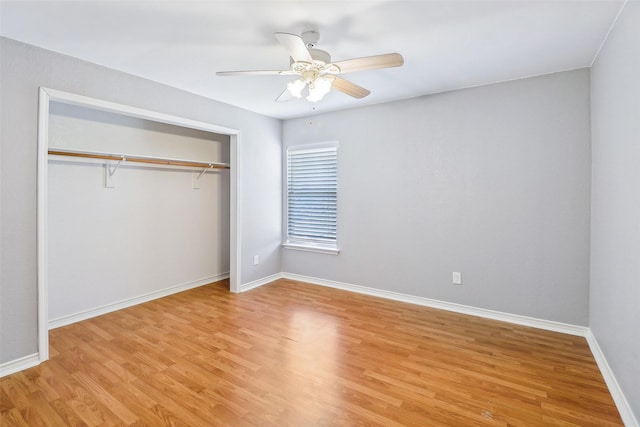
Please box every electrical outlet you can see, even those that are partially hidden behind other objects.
[253,255,259,266]
[452,272,462,285]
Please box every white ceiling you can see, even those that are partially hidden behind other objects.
[0,1,624,119]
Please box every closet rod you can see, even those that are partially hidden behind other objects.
[48,148,230,169]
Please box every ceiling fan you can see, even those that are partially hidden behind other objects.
[216,31,404,103]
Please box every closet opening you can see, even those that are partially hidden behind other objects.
[37,87,241,362]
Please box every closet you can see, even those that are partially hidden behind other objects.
[47,101,230,327]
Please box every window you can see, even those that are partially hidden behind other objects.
[285,143,339,254]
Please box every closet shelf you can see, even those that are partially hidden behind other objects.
[48,148,230,169]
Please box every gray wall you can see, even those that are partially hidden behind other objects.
[0,37,282,364]
[283,69,592,325]
[590,1,640,420]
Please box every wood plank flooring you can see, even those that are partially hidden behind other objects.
[1,278,622,426]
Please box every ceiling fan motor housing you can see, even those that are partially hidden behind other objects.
[309,48,330,64]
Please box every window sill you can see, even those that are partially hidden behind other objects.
[282,242,340,255]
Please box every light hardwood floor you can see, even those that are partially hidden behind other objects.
[1,279,622,426]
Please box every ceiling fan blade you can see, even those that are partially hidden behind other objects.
[332,77,370,99]
[274,32,313,63]
[332,53,404,74]
[216,70,296,76]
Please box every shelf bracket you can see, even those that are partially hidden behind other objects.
[105,156,125,188]
[192,164,214,189]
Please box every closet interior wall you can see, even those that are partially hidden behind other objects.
[47,102,231,325]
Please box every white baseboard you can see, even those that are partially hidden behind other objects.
[586,330,639,427]
[48,273,229,330]
[240,272,284,293]
[0,353,40,378]
[281,272,589,337]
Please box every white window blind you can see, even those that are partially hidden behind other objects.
[286,145,338,249]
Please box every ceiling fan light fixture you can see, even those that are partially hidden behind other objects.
[306,75,334,103]
[287,78,305,99]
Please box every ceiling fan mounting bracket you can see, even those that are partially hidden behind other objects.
[301,30,320,49]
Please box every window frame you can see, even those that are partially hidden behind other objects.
[283,142,340,255]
